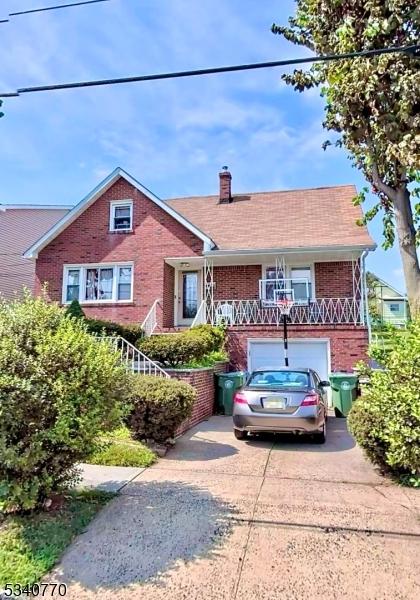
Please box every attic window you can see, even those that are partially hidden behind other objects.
[110,200,133,231]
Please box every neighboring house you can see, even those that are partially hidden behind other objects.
[368,274,408,327]
[0,204,70,299]
[25,167,376,381]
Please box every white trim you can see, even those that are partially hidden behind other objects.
[109,199,133,232]
[0,204,72,211]
[62,261,134,305]
[24,168,215,258]
[204,245,376,257]
[174,267,203,326]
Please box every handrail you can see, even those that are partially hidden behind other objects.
[191,299,206,327]
[104,335,170,378]
[141,299,160,337]
[211,298,363,326]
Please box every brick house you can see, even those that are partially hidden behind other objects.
[25,167,375,381]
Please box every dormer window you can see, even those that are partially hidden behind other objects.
[110,200,133,232]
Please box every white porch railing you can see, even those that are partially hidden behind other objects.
[210,298,363,326]
[191,299,206,327]
[106,336,170,377]
[141,299,160,337]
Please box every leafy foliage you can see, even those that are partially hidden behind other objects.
[272,1,420,311]
[348,319,420,482]
[65,299,85,319]
[84,318,143,346]
[128,375,196,443]
[137,325,226,367]
[0,294,130,512]
[64,300,143,345]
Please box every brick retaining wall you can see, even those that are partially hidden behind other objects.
[167,362,228,436]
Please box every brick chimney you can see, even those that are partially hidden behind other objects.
[219,166,232,204]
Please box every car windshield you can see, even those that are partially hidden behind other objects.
[248,370,309,388]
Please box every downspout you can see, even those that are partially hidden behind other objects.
[361,250,371,343]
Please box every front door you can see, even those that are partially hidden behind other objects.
[177,271,201,326]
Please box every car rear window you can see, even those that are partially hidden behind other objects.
[248,370,309,388]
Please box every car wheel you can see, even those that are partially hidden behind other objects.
[312,421,326,444]
[234,428,248,440]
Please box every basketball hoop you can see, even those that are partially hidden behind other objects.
[276,298,294,316]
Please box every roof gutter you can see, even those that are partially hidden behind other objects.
[203,244,377,257]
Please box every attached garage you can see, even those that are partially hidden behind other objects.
[247,338,330,383]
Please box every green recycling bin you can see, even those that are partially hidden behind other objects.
[329,372,359,417]
[216,371,246,416]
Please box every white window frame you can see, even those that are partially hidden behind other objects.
[62,262,134,304]
[262,263,315,302]
[109,200,133,232]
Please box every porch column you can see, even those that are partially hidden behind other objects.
[352,256,363,324]
[204,257,214,324]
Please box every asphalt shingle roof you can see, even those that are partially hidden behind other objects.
[166,184,375,251]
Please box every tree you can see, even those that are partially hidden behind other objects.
[272,1,420,314]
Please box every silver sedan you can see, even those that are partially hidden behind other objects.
[232,367,329,443]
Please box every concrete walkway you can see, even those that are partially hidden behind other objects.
[54,417,420,599]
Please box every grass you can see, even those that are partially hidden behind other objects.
[0,490,112,587]
[87,426,156,467]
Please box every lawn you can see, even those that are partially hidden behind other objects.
[0,490,112,588]
[88,426,157,467]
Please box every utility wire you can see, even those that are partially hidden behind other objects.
[1,0,110,23]
[1,44,418,98]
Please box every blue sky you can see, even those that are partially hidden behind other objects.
[0,0,406,291]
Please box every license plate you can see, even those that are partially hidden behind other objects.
[262,397,286,409]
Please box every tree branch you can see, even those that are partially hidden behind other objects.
[371,163,398,203]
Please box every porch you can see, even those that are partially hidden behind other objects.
[156,250,367,332]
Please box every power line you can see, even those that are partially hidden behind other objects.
[1,44,417,98]
[1,0,110,23]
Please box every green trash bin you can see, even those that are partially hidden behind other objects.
[329,372,359,417]
[216,372,246,416]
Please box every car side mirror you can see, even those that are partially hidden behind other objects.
[319,380,330,387]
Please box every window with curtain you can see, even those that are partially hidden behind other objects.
[64,264,132,303]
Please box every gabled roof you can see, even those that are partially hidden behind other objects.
[371,274,406,299]
[24,168,215,258]
[167,185,376,252]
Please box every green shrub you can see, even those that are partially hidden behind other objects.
[0,294,130,512]
[128,375,196,443]
[190,324,226,352]
[137,325,225,367]
[87,427,156,467]
[348,319,420,483]
[65,299,85,319]
[84,318,143,346]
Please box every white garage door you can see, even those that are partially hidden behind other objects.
[248,339,330,382]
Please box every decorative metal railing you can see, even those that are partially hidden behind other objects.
[141,299,160,337]
[210,298,364,326]
[105,336,170,377]
[191,300,206,327]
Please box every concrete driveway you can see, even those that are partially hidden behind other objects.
[54,416,420,600]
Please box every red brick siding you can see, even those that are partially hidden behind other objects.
[315,261,359,298]
[227,326,368,373]
[214,265,262,300]
[35,177,203,325]
[162,263,175,328]
[169,362,228,435]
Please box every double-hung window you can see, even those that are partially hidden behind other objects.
[63,263,133,303]
[290,267,312,304]
[110,200,133,231]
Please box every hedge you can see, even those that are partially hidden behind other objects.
[348,319,420,485]
[128,375,196,443]
[137,325,225,367]
[65,300,143,345]
[0,294,130,512]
